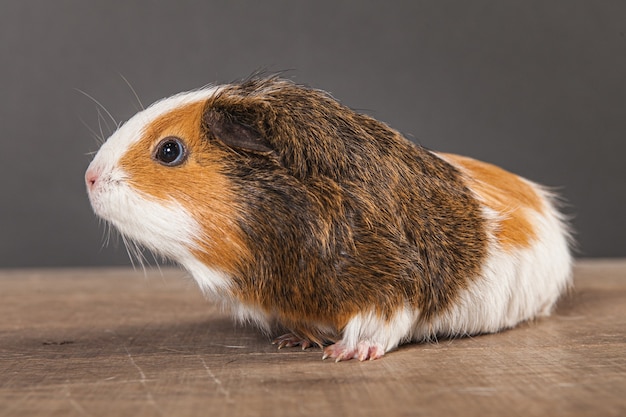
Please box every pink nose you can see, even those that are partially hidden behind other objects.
[85,169,99,189]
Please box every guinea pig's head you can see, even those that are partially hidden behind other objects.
[85,85,274,280]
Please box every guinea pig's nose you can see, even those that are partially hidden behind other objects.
[85,168,99,190]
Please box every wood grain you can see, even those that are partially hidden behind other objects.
[0,260,624,417]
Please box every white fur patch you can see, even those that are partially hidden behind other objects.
[180,256,236,300]
[229,302,272,333]
[88,175,198,260]
[340,306,419,353]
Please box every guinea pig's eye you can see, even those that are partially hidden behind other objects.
[154,137,187,166]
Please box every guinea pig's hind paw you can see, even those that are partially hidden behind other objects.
[272,333,314,350]
[322,341,385,362]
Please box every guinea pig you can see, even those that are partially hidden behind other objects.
[85,76,572,361]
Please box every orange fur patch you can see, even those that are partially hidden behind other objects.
[441,153,543,250]
[119,101,250,274]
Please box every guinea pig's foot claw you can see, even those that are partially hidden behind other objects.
[272,333,314,350]
[323,341,386,362]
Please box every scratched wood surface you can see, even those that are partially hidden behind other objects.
[0,260,624,417]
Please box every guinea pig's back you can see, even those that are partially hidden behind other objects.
[416,152,573,339]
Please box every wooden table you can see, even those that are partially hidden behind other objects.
[0,260,624,416]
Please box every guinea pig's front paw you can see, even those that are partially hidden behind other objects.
[272,333,314,350]
[322,340,386,362]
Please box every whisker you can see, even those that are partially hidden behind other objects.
[118,72,145,111]
[79,117,106,146]
[96,108,113,138]
[100,220,114,250]
[74,88,118,127]
[120,234,150,275]
[105,223,114,249]
[120,234,139,270]
[148,251,164,277]
[133,242,150,276]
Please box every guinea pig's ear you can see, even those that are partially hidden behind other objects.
[203,108,273,154]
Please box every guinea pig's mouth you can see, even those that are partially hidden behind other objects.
[88,178,202,264]
[86,175,122,221]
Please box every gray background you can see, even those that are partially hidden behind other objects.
[2,1,625,267]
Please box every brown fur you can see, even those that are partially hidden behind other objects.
[196,78,489,341]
